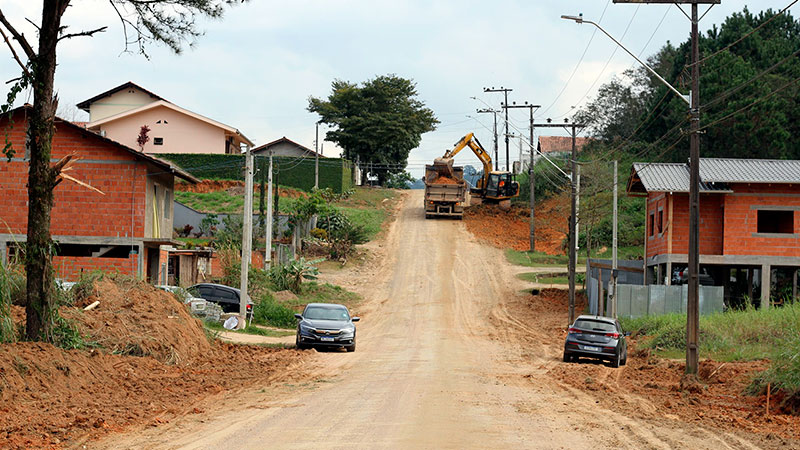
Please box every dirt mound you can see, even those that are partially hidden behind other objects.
[176,180,307,199]
[463,192,569,254]
[502,288,800,442]
[67,278,211,365]
[430,176,461,185]
[0,341,305,449]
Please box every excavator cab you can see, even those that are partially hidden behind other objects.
[484,172,519,200]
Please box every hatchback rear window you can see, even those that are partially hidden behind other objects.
[574,319,616,332]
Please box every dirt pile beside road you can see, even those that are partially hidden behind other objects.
[502,288,800,443]
[67,278,211,364]
[176,179,307,198]
[463,193,568,254]
[0,278,309,449]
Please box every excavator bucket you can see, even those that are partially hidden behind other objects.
[431,157,455,180]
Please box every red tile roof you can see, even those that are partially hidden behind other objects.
[538,136,592,153]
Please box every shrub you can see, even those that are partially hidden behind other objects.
[71,270,105,304]
[0,264,17,343]
[253,293,297,328]
[310,227,328,240]
[268,258,321,293]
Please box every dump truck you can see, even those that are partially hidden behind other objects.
[424,159,466,219]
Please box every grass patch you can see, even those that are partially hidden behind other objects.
[204,321,294,338]
[295,281,361,308]
[620,304,800,363]
[252,293,298,329]
[339,207,386,241]
[516,272,583,285]
[334,187,395,209]
[506,246,643,268]
[174,190,302,214]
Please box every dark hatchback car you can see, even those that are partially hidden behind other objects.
[563,315,629,368]
[188,283,253,318]
[295,303,359,352]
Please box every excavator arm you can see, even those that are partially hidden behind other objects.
[440,133,493,188]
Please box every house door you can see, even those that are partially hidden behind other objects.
[147,248,159,284]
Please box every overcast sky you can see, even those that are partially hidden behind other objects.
[1,0,795,176]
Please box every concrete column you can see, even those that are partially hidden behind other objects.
[761,264,771,309]
[0,241,6,267]
[665,261,672,286]
[793,268,798,303]
[136,242,145,280]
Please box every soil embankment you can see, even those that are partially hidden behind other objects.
[0,279,307,449]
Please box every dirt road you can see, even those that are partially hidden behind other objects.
[97,191,769,449]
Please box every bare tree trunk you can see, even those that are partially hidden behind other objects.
[25,0,69,341]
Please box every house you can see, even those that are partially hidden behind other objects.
[251,136,323,158]
[77,81,253,155]
[537,136,591,157]
[627,158,800,308]
[0,107,199,283]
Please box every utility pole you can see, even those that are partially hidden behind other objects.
[314,121,320,190]
[240,145,254,326]
[610,0,713,379]
[476,108,499,164]
[265,149,274,271]
[504,102,541,251]
[485,87,513,171]
[612,160,619,318]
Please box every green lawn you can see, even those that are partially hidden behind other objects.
[204,321,294,337]
[506,246,643,268]
[334,187,396,209]
[175,188,301,214]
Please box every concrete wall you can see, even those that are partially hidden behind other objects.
[88,87,157,121]
[97,104,226,155]
[173,201,291,237]
[586,259,644,315]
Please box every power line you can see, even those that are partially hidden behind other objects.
[538,0,612,117]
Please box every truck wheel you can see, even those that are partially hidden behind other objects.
[425,214,432,219]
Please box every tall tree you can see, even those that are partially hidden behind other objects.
[0,0,245,342]
[577,6,800,163]
[308,75,438,185]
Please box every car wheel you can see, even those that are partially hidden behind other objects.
[295,335,308,350]
[611,351,621,368]
[563,352,571,363]
[621,349,628,366]
[346,340,356,352]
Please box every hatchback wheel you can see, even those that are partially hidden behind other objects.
[611,351,621,368]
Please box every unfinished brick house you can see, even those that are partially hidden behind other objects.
[627,158,800,309]
[0,107,197,282]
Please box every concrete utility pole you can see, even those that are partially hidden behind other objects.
[314,121,320,190]
[240,145,254,325]
[505,102,541,252]
[612,160,619,318]
[485,87,513,171]
[265,149,274,271]
[476,108,499,164]
[568,0,713,376]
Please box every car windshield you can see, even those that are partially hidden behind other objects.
[304,306,349,321]
[574,319,616,332]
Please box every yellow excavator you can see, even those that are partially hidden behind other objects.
[433,132,519,209]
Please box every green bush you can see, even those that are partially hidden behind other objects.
[253,293,298,328]
[268,258,321,293]
[0,264,17,343]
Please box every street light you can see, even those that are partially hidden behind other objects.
[564,11,703,376]
[560,14,690,105]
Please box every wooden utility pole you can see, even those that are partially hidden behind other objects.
[476,108,499,164]
[240,145,254,325]
[612,160,619,318]
[611,0,716,376]
[505,103,541,252]
[485,87,513,170]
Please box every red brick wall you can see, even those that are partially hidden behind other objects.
[723,184,800,257]
[53,254,137,281]
[208,250,266,279]
[0,112,147,238]
[647,192,725,258]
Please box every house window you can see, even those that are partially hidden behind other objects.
[658,209,664,234]
[757,210,794,234]
[649,213,655,237]
[154,137,164,145]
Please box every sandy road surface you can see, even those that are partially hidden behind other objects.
[97,191,766,449]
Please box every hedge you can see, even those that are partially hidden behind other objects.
[156,154,353,193]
